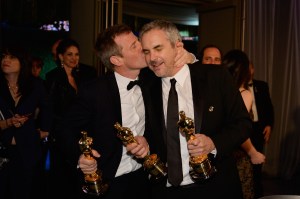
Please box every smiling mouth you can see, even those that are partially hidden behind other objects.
[150,58,163,67]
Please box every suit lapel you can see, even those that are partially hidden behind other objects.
[189,64,206,133]
[253,80,259,94]
[152,78,167,144]
[107,72,122,124]
[159,79,168,144]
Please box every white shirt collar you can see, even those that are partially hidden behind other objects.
[162,64,189,86]
[114,72,138,90]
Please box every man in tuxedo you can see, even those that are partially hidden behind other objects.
[139,19,252,199]
[60,24,195,199]
[249,62,274,198]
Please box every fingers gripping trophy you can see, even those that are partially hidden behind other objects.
[114,122,167,181]
[177,111,217,182]
[79,131,109,196]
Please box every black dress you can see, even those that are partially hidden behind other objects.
[45,64,97,199]
[233,89,255,199]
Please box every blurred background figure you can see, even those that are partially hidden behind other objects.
[199,44,222,65]
[30,54,51,197]
[223,49,266,199]
[0,46,52,199]
[249,61,274,198]
[31,56,44,78]
[45,38,97,199]
[51,39,62,61]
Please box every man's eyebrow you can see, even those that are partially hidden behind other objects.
[153,44,162,49]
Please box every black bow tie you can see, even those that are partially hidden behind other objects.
[127,80,141,90]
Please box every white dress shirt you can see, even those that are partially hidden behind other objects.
[249,82,259,122]
[162,64,195,186]
[114,72,144,177]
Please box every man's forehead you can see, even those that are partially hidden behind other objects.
[115,32,135,42]
[115,32,137,48]
[205,47,220,54]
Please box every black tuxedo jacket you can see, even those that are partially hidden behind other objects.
[60,70,153,183]
[143,62,252,197]
[250,79,274,152]
[252,79,274,127]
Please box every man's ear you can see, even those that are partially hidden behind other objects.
[110,55,122,67]
[176,41,184,48]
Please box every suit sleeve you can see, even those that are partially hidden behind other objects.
[261,81,274,127]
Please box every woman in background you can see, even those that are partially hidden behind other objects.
[223,49,265,199]
[45,38,97,199]
[0,46,52,199]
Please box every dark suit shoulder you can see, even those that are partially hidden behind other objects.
[189,62,227,73]
[253,79,269,87]
[189,62,232,82]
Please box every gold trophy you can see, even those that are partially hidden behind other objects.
[79,131,109,196]
[114,122,167,181]
[177,111,217,182]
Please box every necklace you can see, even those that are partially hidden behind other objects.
[7,83,20,105]
[8,83,19,96]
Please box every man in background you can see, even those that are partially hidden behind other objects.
[249,62,274,198]
[198,44,222,65]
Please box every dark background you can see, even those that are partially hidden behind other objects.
[0,0,198,78]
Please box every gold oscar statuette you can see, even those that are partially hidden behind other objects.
[114,122,167,181]
[79,131,109,196]
[177,111,217,182]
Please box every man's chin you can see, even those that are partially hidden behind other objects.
[153,70,164,77]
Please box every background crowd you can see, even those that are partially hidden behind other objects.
[0,20,275,199]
